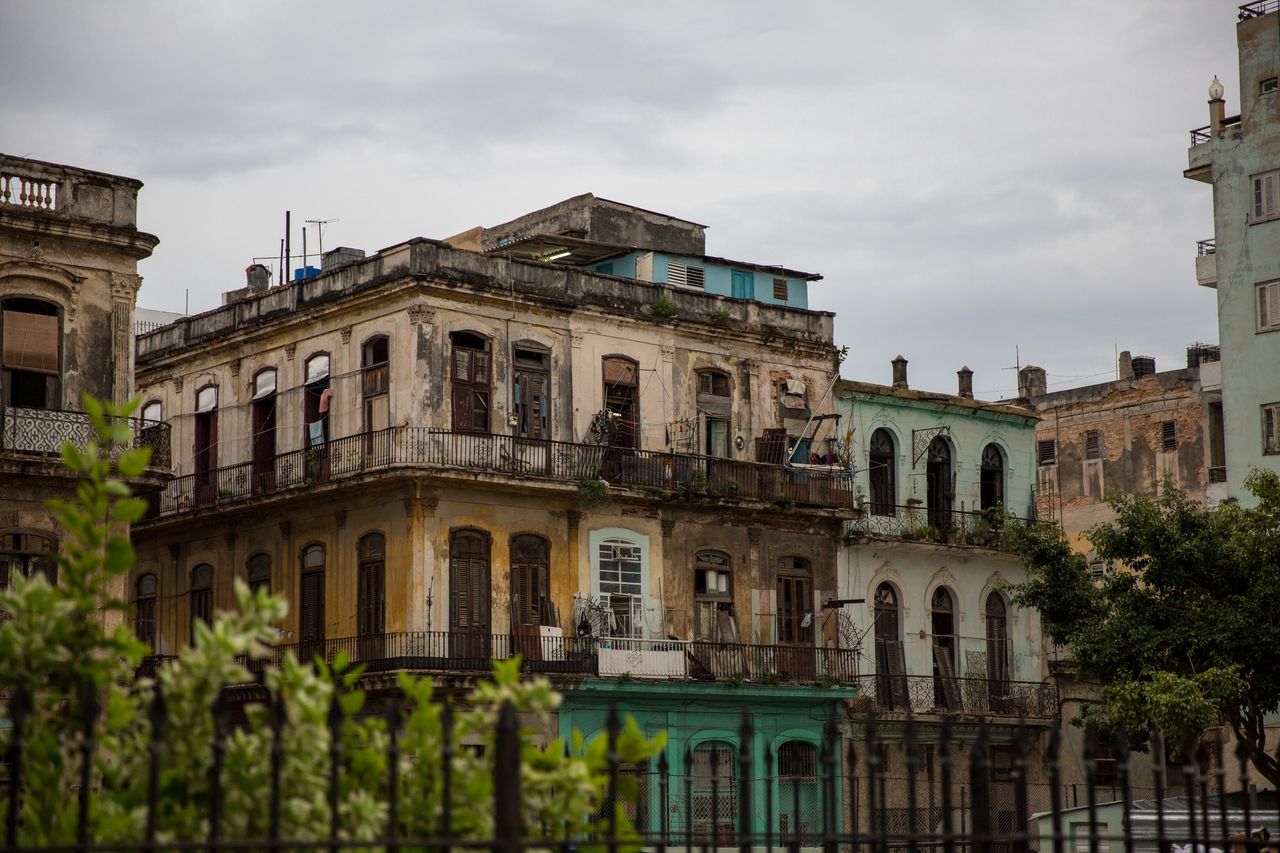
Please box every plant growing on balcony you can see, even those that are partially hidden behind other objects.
[578,476,610,509]
[0,395,662,847]
[651,294,679,319]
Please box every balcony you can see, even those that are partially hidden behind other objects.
[856,673,1057,719]
[0,406,171,471]
[147,427,854,518]
[849,504,1037,548]
[1240,0,1279,20]
[140,633,863,687]
[1196,239,1217,288]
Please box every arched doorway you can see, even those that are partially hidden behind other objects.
[930,587,959,710]
[980,443,1005,511]
[926,437,953,533]
[873,582,905,709]
[985,591,1010,710]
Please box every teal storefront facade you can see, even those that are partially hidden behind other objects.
[558,680,858,841]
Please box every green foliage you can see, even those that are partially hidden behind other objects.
[712,308,732,326]
[0,395,662,846]
[1008,473,1280,785]
[579,476,610,509]
[651,294,679,319]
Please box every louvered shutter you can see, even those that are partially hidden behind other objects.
[1266,406,1278,453]
[300,571,324,642]
[1262,284,1272,330]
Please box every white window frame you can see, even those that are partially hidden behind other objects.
[590,529,649,639]
[1264,403,1280,456]
[1258,280,1280,332]
[1254,170,1280,223]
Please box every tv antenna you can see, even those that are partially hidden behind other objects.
[305,218,339,259]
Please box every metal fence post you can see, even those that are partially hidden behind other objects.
[493,700,522,853]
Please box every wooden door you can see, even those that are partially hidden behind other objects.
[449,531,491,664]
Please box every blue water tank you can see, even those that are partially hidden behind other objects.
[293,266,321,281]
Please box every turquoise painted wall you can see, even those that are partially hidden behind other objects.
[559,680,855,837]
[594,252,810,309]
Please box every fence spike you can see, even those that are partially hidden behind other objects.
[847,736,859,853]
[711,741,722,853]
[1182,735,1201,853]
[209,688,228,844]
[269,688,286,851]
[441,698,455,846]
[605,704,621,853]
[940,721,955,853]
[905,714,920,853]
[5,682,28,849]
[76,677,100,852]
[1237,738,1255,853]
[684,745,694,853]
[1214,738,1229,853]
[1117,731,1134,853]
[327,688,342,852]
[386,700,402,850]
[969,723,990,853]
[145,683,166,846]
[739,711,754,853]
[659,748,670,852]
[822,715,837,853]
[1153,731,1168,853]
[764,741,775,853]
[1012,721,1029,853]
[1083,727,1101,853]
[494,700,522,853]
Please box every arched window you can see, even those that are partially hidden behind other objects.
[251,369,278,492]
[190,563,214,644]
[693,550,732,641]
[696,370,732,458]
[692,741,738,845]
[873,583,905,709]
[868,429,896,516]
[777,741,819,842]
[596,537,642,638]
[985,592,1010,699]
[142,400,163,423]
[931,587,959,710]
[451,332,491,434]
[602,356,639,449]
[247,552,271,596]
[512,342,550,440]
[299,544,326,653]
[362,336,390,434]
[980,443,1005,511]
[1,296,61,409]
[926,436,953,532]
[135,573,157,650]
[303,353,331,449]
[450,529,491,658]
[194,386,219,505]
[510,534,550,628]
[357,533,386,638]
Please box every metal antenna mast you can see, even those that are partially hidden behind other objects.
[305,218,339,259]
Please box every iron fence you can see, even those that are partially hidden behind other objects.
[3,675,1278,852]
[150,427,854,517]
[0,406,171,470]
[850,504,1037,547]
[1240,0,1279,20]
[141,632,864,687]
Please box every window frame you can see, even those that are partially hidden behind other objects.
[1258,280,1280,333]
[772,278,789,301]
[1263,402,1280,455]
[135,573,157,650]
[450,331,492,435]
[512,343,550,440]
[1084,429,1101,459]
[1253,169,1279,224]
[299,543,326,646]
[1160,420,1177,452]
[1037,438,1057,466]
[595,535,644,638]
[189,563,214,644]
[693,549,732,641]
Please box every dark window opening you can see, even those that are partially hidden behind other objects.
[698,370,730,397]
[1037,439,1057,466]
[449,529,491,658]
[603,356,639,449]
[362,337,390,435]
[299,544,326,653]
[194,386,219,505]
[776,558,812,645]
[1085,430,1101,460]
[190,563,214,644]
[1161,420,1177,451]
[247,552,271,596]
[980,443,1004,511]
[303,354,331,450]
[1,297,60,410]
[931,587,958,709]
[513,346,549,440]
[510,534,550,628]
[874,583,905,709]
[135,573,157,650]
[693,550,732,641]
[251,370,277,492]
[926,437,953,530]
[0,533,58,596]
[985,592,1010,702]
[868,428,896,515]
[357,533,385,638]
[451,332,491,434]
[772,278,789,301]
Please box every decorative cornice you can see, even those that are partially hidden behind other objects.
[110,271,142,302]
[340,325,353,344]
[172,376,184,393]
[566,509,582,534]
[229,358,242,378]
[661,518,676,540]
[284,343,297,360]
[407,303,433,325]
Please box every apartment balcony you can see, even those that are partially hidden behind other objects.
[848,504,1038,548]
[0,405,171,471]
[1196,239,1217,288]
[1239,0,1279,20]
[856,673,1057,719]
[146,427,854,518]
[139,633,863,687]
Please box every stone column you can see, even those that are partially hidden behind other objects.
[110,273,141,405]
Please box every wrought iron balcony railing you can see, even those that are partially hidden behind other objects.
[140,632,863,687]
[850,504,1035,547]
[149,426,854,517]
[0,405,171,470]
[1196,238,1216,256]
[1240,0,1279,20]
[856,673,1057,718]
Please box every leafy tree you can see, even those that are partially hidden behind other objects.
[1007,470,1280,787]
[0,397,662,846]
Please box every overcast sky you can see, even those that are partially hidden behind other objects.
[1,1,1239,398]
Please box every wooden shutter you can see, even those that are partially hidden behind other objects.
[1260,281,1280,331]
[358,560,384,636]
[2,311,58,374]
[300,571,325,642]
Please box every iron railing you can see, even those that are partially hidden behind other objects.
[850,504,1034,547]
[856,673,1057,718]
[1240,0,1279,19]
[0,406,171,470]
[1209,465,1229,483]
[2,676,1276,851]
[1197,238,1217,256]
[150,427,854,517]
[145,633,864,687]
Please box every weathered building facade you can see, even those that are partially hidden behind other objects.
[1185,1,1280,506]
[130,200,859,839]
[0,154,170,617]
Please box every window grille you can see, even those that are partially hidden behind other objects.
[1161,421,1177,451]
[667,262,705,288]
[1085,430,1101,459]
[772,278,789,300]
[1037,439,1057,465]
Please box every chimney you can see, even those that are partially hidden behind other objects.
[1208,75,1225,135]
[891,355,908,389]
[1018,365,1047,399]
[957,366,974,399]
[1118,350,1134,381]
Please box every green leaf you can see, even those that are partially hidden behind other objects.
[104,537,135,574]
[111,497,149,523]
[116,447,151,477]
